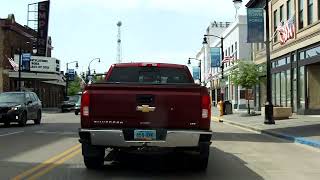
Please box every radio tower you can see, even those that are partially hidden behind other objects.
[117,21,122,63]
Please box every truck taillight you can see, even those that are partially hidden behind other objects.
[201,95,211,119]
[81,90,90,117]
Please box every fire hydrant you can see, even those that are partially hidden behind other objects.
[217,100,224,122]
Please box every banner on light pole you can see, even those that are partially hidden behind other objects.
[210,47,221,67]
[192,66,200,80]
[247,8,265,43]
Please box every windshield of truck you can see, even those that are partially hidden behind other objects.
[107,67,193,84]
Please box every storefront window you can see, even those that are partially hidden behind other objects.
[292,54,296,62]
[299,51,305,60]
[299,66,305,109]
[278,58,287,66]
[225,87,229,100]
[306,45,320,58]
[255,84,260,107]
[276,73,281,105]
[272,74,276,105]
[286,70,291,107]
[281,71,287,106]
[293,68,297,112]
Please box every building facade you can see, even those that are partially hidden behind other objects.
[0,14,65,108]
[248,0,320,115]
[206,15,253,109]
[193,21,230,84]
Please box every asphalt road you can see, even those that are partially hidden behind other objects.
[1,112,320,180]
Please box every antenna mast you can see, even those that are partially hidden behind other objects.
[117,21,122,63]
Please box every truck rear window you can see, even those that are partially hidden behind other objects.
[107,67,193,84]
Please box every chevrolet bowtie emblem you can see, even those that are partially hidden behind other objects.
[136,105,156,113]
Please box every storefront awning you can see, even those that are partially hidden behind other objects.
[9,71,64,81]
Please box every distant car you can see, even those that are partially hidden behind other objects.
[59,95,81,113]
[0,92,42,127]
[74,92,82,115]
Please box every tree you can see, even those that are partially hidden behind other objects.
[230,61,265,114]
[68,76,81,96]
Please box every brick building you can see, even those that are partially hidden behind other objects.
[0,14,65,108]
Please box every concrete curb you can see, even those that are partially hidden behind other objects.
[212,116,320,150]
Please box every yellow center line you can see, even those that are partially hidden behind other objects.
[11,143,81,180]
[26,149,82,180]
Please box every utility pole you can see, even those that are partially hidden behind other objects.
[18,48,22,91]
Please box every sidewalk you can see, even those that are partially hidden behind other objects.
[211,106,320,149]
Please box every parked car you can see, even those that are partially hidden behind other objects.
[0,91,42,127]
[74,92,82,115]
[79,63,212,170]
[59,95,80,113]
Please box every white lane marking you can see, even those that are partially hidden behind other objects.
[0,131,24,137]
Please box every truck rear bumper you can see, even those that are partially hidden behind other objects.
[79,129,212,148]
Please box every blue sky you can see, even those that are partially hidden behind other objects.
[1,0,248,74]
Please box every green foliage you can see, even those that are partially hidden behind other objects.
[68,76,81,96]
[230,61,265,89]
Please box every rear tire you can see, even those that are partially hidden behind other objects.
[75,111,79,115]
[4,121,10,127]
[84,157,104,169]
[34,110,42,125]
[18,112,27,127]
[194,143,210,171]
[82,143,105,169]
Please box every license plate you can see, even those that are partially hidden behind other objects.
[134,130,156,141]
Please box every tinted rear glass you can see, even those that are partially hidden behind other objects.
[107,67,192,84]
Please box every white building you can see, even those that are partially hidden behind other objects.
[205,15,253,109]
[194,21,230,85]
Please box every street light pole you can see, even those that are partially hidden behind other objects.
[88,58,100,76]
[65,61,79,98]
[66,63,68,97]
[203,35,224,78]
[203,34,224,101]
[264,0,275,124]
[87,58,100,82]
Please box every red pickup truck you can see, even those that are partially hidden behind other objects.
[79,63,212,170]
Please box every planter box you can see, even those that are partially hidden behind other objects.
[261,107,293,120]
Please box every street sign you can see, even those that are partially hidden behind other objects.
[67,69,75,81]
[21,53,31,71]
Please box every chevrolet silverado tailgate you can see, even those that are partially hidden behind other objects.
[88,84,202,129]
